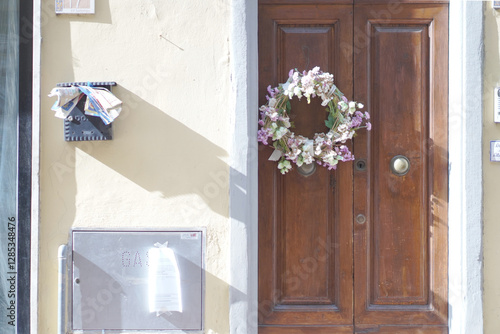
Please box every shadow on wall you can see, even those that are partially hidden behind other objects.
[77,85,229,218]
[482,5,500,334]
[48,86,231,220]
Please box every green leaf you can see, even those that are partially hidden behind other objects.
[286,100,291,111]
[325,114,334,129]
[328,101,335,111]
[337,112,344,123]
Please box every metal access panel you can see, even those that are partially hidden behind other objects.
[71,229,204,332]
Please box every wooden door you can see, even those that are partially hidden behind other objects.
[258,3,354,333]
[352,3,448,333]
[258,1,448,333]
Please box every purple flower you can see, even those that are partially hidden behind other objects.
[326,163,337,170]
[366,122,372,131]
[351,116,362,128]
[267,85,276,98]
[338,145,354,161]
[257,129,270,145]
[269,113,279,122]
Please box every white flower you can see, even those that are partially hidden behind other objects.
[273,126,288,140]
[286,83,297,99]
[269,98,277,108]
[293,86,302,99]
[296,155,304,167]
[304,86,315,99]
[321,97,332,106]
[301,152,314,165]
[280,116,291,128]
[286,147,302,161]
[338,101,348,111]
[324,150,338,158]
[324,156,339,166]
[338,124,349,133]
[357,103,364,109]
[315,145,323,155]
[314,136,325,144]
[348,101,356,114]
[278,160,292,174]
[335,130,355,143]
[302,139,314,155]
[268,111,279,121]
[281,81,290,93]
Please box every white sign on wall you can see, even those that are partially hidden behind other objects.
[55,0,95,14]
[491,141,500,162]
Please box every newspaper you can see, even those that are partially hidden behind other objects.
[47,86,82,119]
[48,85,122,124]
[78,86,122,125]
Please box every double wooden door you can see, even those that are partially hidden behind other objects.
[258,1,448,333]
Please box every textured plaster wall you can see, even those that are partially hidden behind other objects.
[39,1,231,333]
[484,3,500,333]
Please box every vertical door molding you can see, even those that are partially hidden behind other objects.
[229,0,259,334]
[448,1,484,334]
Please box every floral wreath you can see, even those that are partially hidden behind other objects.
[258,67,371,174]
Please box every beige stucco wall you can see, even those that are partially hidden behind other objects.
[39,1,231,333]
[484,2,500,333]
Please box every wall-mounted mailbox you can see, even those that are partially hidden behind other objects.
[55,82,117,141]
[68,229,204,332]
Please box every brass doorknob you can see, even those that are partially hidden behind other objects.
[390,155,410,176]
[356,214,366,224]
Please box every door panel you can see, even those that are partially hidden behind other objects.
[258,4,354,330]
[353,3,448,328]
[369,21,430,306]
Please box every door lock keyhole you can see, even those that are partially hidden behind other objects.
[355,159,367,171]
